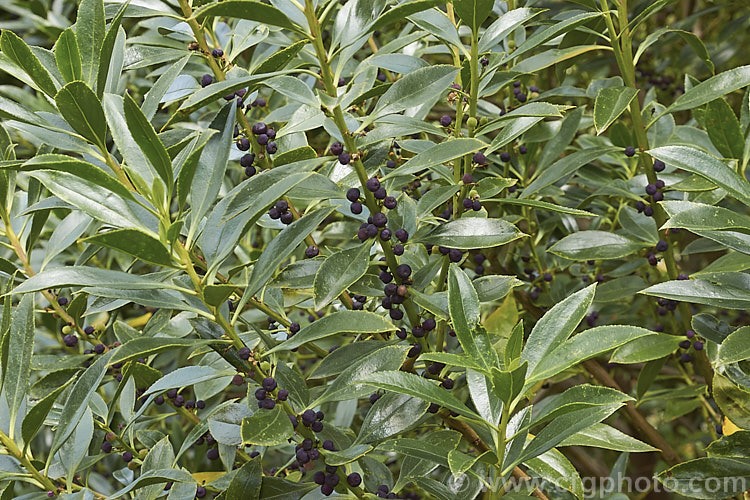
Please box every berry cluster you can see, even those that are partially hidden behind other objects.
[269,200,294,224]
[254,376,287,409]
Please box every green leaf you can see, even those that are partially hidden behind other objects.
[377,433,460,465]
[83,229,174,267]
[0,30,58,97]
[371,0,444,32]
[479,8,545,53]
[123,92,173,188]
[522,284,595,375]
[188,102,236,241]
[372,65,459,118]
[718,326,750,366]
[240,405,294,446]
[5,294,35,438]
[356,393,429,444]
[22,377,75,449]
[265,310,394,355]
[324,444,373,466]
[242,207,334,301]
[253,40,306,75]
[382,138,486,180]
[649,145,750,204]
[178,71,288,113]
[12,266,190,294]
[448,264,495,370]
[194,0,300,31]
[548,231,645,260]
[142,55,191,121]
[313,243,371,309]
[355,370,482,420]
[75,0,105,87]
[226,459,262,500]
[610,334,682,363]
[452,0,494,32]
[522,147,618,197]
[485,198,597,217]
[667,65,750,113]
[419,217,524,249]
[54,81,107,149]
[512,45,604,74]
[559,423,658,452]
[705,98,745,159]
[517,403,623,464]
[486,116,544,154]
[656,457,750,499]
[641,279,750,310]
[525,449,584,500]
[47,350,114,467]
[715,372,750,429]
[54,28,82,83]
[110,337,225,366]
[96,2,127,98]
[594,86,639,135]
[528,326,657,383]
[661,201,750,232]
[106,469,195,499]
[313,345,408,405]
[28,169,149,230]
[511,12,603,63]
[143,366,231,398]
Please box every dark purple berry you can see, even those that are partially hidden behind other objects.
[237,138,250,151]
[346,187,360,202]
[625,146,636,157]
[366,178,380,192]
[238,347,251,360]
[653,159,665,172]
[280,211,293,224]
[656,240,668,252]
[473,152,486,164]
[266,141,277,154]
[500,151,511,162]
[347,473,362,487]
[252,122,267,135]
[231,374,245,386]
[196,486,206,498]
[305,245,319,258]
[351,202,363,214]
[339,152,351,164]
[386,160,396,168]
[57,297,68,306]
[694,341,704,351]
[440,115,452,126]
[330,142,343,155]
[262,377,277,391]
[384,196,397,209]
[395,229,408,242]
[102,441,112,453]
[63,334,78,347]
[211,48,223,57]
[122,451,133,462]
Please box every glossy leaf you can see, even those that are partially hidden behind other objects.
[75,0,105,86]
[83,229,174,267]
[594,86,638,135]
[313,243,371,309]
[373,65,459,118]
[641,279,750,310]
[54,28,82,83]
[419,217,524,249]
[448,264,495,370]
[610,334,682,363]
[123,92,173,187]
[522,284,595,375]
[5,294,35,437]
[668,65,750,113]
[522,147,618,197]
[649,145,750,204]
[452,0,494,33]
[355,370,482,420]
[54,81,107,149]
[47,351,114,466]
[226,459,262,500]
[718,326,750,365]
[549,231,645,260]
[193,0,301,32]
[0,30,57,97]
[383,138,486,180]
[265,310,394,355]
[240,405,294,446]
[243,207,334,300]
[656,457,750,499]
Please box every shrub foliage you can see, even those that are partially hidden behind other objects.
[0,0,749,498]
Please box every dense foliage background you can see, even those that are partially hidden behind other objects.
[0,0,750,498]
